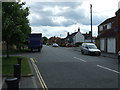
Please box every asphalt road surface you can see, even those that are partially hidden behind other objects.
[23,45,119,88]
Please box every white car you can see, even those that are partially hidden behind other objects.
[52,43,59,47]
[81,43,101,56]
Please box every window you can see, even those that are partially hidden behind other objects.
[99,26,103,31]
[107,23,111,29]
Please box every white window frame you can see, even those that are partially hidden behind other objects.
[107,23,111,29]
[99,26,103,31]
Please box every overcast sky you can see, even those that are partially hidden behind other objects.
[21,0,120,38]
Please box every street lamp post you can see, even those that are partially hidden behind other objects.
[90,4,93,42]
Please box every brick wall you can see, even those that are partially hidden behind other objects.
[115,9,120,54]
[0,42,17,51]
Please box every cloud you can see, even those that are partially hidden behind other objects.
[28,2,109,27]
[23,0,119,38]
[31,24,98,38]
[28,2,87,27]
[31,26,69,38]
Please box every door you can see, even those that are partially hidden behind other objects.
[100,38,105,51]
[107,37,116,53]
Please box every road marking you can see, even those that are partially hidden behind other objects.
[73,57,87,62]
[30,58,48,90]
[97,64,120,74]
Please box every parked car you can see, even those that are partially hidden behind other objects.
[66,44,73,47]
[81,43,101,56]
[52,43,59,47]
[118,51,120,63]
[46,43,50,46]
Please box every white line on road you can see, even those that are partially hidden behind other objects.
[97,64,120,74]
[73,57,87,62]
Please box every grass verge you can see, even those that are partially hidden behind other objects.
[2,56,31,76]
[2,49,28,55]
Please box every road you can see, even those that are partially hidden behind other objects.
[23,45,119,88]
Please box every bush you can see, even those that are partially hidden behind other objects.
[74,42,83,47]
[60,44,66,47]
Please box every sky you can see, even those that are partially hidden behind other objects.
[21,0,120,38]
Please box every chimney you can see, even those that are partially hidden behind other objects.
[78,27,80,32]
[89,31,92,35]
[67,32,69,36]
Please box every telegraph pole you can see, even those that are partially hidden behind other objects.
[90,4,93,42]
[60,34,61,38]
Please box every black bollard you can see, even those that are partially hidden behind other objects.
[17,57,22,71]
[5,77,19,90]
[17,57,22,65]
[14,64,21,79]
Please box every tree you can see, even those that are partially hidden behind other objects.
[2,2,31,57]
[42,37,48,44]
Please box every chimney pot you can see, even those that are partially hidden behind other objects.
[78,27,80,32]
[67,32,69,36]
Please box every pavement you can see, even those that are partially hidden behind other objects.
[1,46,118,89]
[2,77,38,90]
[2,57,41,90]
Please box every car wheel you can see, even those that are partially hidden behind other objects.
[118,56,120,64]
[81,50,84,54]
[118,60,120,64]
[98,53,101,56]
[31,48,33,52]
[38,48,41,52]
[88,51,91,55]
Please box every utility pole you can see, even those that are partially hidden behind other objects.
[90,4,93,42]
[60,34,61,38]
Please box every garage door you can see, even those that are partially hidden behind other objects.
[107,38,116,53]
[100,38,105,51]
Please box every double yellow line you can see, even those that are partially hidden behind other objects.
[30,58,48,90]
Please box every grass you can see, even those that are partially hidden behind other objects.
[2,49,28,55]
[2,56,31,75]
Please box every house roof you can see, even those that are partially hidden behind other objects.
[92,36,97,39]
[83,33,91,39]
[82,31,93,39]
[97,29,116,38]
[70,32,78,36]
[98,16,116,26]
[115,9,120,15]
[65,32,77,39]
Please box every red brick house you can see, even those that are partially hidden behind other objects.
[97,9,120,54]
[115,9,120,54]
[47,36,61,45]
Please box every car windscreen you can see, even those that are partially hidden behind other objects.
[88,45,97,49]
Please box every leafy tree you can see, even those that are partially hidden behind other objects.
[0,2,2,42]
[42,37,48,44]
[2,2,31,57]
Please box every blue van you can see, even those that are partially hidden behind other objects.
[28,33,42,52]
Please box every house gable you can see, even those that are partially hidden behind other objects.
[73,32,84,43]
[98,16,116,35]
